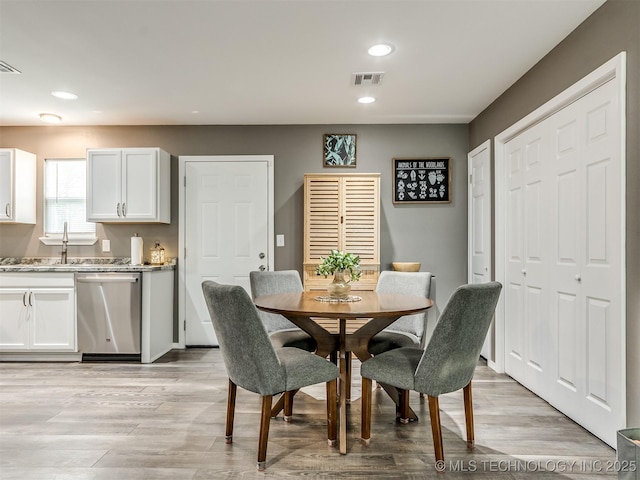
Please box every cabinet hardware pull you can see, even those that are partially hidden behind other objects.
[5,203,10,217]
[116,203,121,217]
[22,292,27,307]
[259,265,266,271]
[122,203,126,217]
[28,291,33,307]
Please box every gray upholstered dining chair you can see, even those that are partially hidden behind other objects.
[362,270,434,408]
[368,270,434,355]
[249,270,316,351]
[201,281,339,471]
[250,270,318,421]
[360,282,502,464]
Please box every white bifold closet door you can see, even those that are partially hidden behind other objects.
[504,77,624,447]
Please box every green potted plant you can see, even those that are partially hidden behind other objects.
[316,250,361,298]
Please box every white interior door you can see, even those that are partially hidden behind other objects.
[468,140,493,361]
[495,53,625,447]
[179,156,274,346]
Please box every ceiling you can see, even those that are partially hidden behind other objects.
[0,0,606,127]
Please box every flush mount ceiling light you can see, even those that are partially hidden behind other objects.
[358,96,376,104]
[39,113,62,123]
[51,90,78,100]
[368,44,394,57]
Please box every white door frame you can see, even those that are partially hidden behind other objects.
[467,139,493,364]
[493,52,626,377]
[177,155,274,348]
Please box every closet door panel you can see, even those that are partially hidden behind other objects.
[579,79,623,427]
[548,100,586,416]
[522,127,549,392]
[504,141,525,378]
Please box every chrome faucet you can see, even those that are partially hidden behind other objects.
[61,221,69,264]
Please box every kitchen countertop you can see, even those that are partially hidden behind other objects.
[0,257,176,272]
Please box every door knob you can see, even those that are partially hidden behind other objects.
[259,265,266,271]
[575,275,581,282]
[259,252,265,259]
[521,269,527,275]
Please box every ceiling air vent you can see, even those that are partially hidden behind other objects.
[352,72,384,86]
[0,61,21,74]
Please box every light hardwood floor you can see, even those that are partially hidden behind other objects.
[0,348,617,479]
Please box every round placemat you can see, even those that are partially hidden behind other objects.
[315,295,362,303]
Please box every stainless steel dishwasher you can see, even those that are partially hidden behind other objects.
[76,272,142,361]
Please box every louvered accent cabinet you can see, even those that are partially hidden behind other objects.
[303,173,380,292]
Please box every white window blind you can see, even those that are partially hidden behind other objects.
[44,158,96,235]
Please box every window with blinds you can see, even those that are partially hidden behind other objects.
[44,158,96,236]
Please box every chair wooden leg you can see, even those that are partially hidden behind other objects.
[463,382,475,448]
[326,379,338,446]
[399,389,410,424]
[345,351,352,403]
[360,377,372,446]
[427,395,444,463]
[225,379,237,444]
[283,391,294,422]
[257,395,273,471]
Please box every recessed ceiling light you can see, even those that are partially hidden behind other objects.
[51,91,78,100]
[358,96,376,104]
[39,113,62,123]
[368,44,394,57]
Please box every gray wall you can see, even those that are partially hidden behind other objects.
[0,123,469,312]
[468,0,640,426]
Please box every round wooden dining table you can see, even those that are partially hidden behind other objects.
[254,290,433,454]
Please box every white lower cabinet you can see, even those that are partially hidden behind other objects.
[0,274,76,352]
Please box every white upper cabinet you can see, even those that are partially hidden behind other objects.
[86,148,171,223]
[0,148,36,224]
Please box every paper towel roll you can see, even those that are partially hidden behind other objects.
[131,235,143,265]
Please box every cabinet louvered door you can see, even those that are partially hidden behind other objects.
[304,176,341,263]
[304,173,380,291]
[342,176,379,264]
